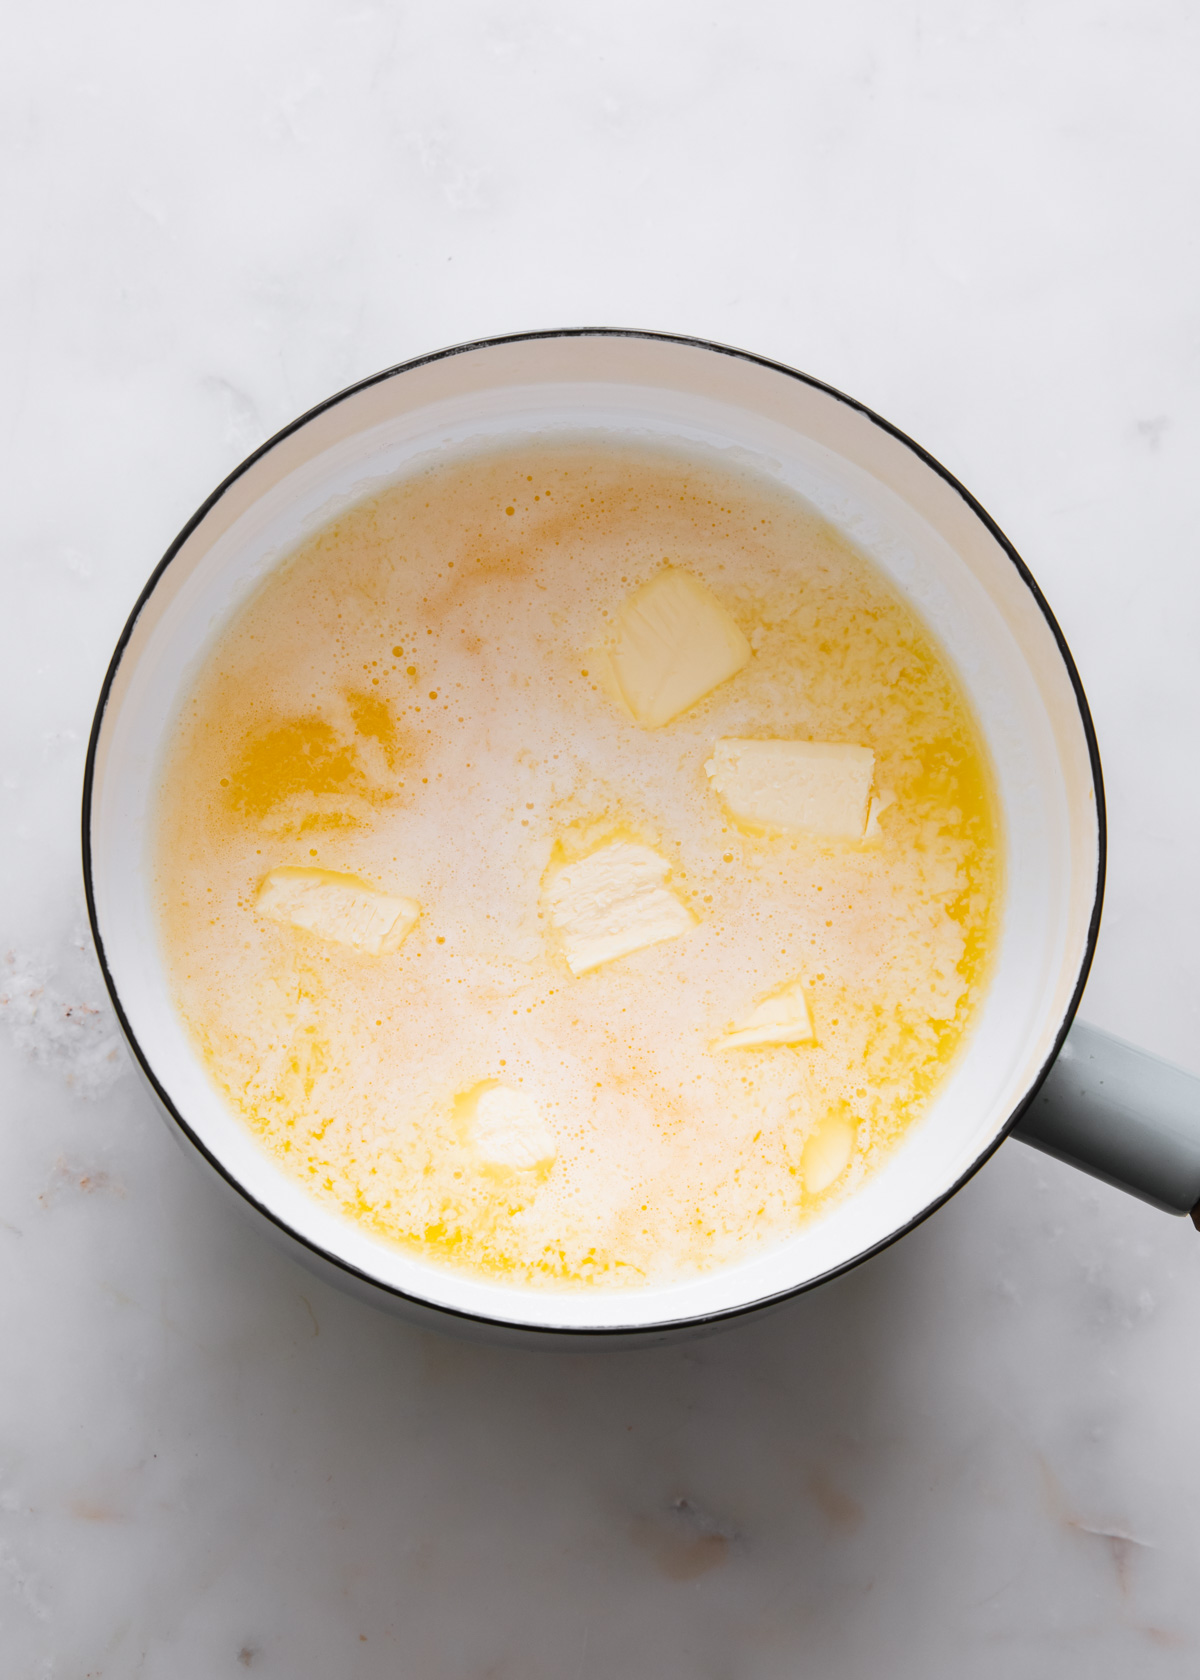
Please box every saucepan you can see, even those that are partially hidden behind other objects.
[82,330,1200,1347]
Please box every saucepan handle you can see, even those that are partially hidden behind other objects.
[1013,1021,1200,1223]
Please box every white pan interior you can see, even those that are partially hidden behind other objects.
[87,334,1100,1332]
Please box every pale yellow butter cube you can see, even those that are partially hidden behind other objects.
[706,738,875,838]
[800,1112,856,1194]
[466,1083,557,1174]
[864,788,895,841]
[255,867,420,955]
[544,840,694,975]
[604,567,751,728]
[711,978,815,1051]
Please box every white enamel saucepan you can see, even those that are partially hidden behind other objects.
[83,330,1200,1348]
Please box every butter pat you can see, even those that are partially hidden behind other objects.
[712,978,814,1051]
[604,567,751,728]
[800,1112,856,1194]
[706,738,874,838]
[255,867,419,955]
[544,840,694,975]
[469,1083,556,1174]
[864,789,895,842]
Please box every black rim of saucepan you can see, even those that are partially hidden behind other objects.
[81,328,1107,1340]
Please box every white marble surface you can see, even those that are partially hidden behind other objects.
[3,1,1200,1673]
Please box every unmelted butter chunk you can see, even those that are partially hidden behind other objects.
[706,738,874,839]
[603,567,751,728]
[864,789,895,841]
[800,1112,856,1194]
[712,978,814,1051]
[463,1082,556,1174]
[255,867,419,954]
[544,840,694,975]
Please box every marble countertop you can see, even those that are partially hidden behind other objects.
[4,2,1200,1673]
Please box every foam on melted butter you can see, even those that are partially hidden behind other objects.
[155,438,1002,1289]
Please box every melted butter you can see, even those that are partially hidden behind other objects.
[156,437,1003,1290]
[346,690,403,767]
[226,715,360,817]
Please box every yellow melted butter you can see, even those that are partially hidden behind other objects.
[156,438,1002,1289]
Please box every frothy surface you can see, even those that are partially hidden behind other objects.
[155,438,1002,1288]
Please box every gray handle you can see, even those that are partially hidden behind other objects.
[1013,1021,1200,1219]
